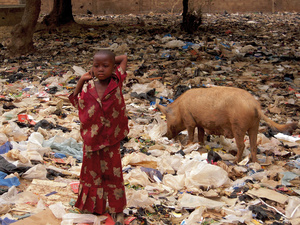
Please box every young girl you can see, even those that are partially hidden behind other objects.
[69,50,129,225]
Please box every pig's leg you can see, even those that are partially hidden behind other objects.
[187,126,196,144]
[248,126,258,162]
[233,132,246,163]
[197,126,205,144]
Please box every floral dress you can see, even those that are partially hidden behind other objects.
[69,66,129,214]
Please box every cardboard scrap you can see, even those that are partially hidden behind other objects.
[247,188,289,204]
[12,208,61,225]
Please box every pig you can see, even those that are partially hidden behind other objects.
[157,86,297,163]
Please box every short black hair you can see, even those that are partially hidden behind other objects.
[94,49,115,63]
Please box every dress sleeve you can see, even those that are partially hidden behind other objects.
[115,65,127,83]
[69,93,79,109]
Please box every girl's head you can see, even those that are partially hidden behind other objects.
[92,50,116,81]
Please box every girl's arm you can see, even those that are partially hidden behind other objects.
[115,55,127,73]
[73,71,93,96]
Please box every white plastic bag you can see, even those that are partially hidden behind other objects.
[49,202,66,219]
[61,213,106,225]
[22,164,48,180]
[178,193,225,209]
[162,174,185,191]
[185,162,230,189]
[147,115,167,141]
[184,207,205,225]
[123,167,151,187]
[286,196,300,219]
[126,189,156,208]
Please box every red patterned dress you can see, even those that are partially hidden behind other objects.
[69,66,129,214]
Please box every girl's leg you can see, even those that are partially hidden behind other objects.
[101,143,127,214]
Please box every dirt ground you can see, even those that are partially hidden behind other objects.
[0,12,300,225]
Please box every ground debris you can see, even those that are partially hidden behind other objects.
[0,12,299,225]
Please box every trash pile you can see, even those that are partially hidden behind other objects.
[0,12,300,225]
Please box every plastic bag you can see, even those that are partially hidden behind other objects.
[147,115,167,141]
[157,153,175,174]
[0,186,18,205]
[28,132,44,146]
[184,206,205,225]
[6,149,30,164]
[130,83,153,95]
[0,133,8,146]
[49,202,66,219]
[72,65,86,76]
[184,162,230,189]
[183,143,200,154]
[61,213,106,225]
[126,188,157,208]
[122,152,157,168]
[165,40,185,48]
[163,174,185,190]
[3,121,28,142]
[123,167,151,187]
[286,196,300,219]
[178,193,225,209]
[22,164,48,180]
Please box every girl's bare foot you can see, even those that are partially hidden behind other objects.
[111,212,124,225]
[116,212,124,225]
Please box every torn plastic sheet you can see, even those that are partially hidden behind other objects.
[43,136,83,161]
[0,171,20,187]
[178,192,225,209]
[281,171,299,186]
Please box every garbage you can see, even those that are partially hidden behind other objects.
[0,11,300,225]
[0,171,20,187]
[22,164,48,180]
[178,192,225,209]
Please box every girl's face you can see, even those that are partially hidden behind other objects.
[92,54,115,81]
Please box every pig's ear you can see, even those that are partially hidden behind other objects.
[156,104,168,115]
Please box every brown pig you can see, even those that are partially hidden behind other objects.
[157,86,297,163]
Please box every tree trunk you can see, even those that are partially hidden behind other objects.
[182,0,189,27]
[8,0,41,55]
[42,0,74,26]
[181,0,202,34]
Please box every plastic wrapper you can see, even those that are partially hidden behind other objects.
[22,164,48,180]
